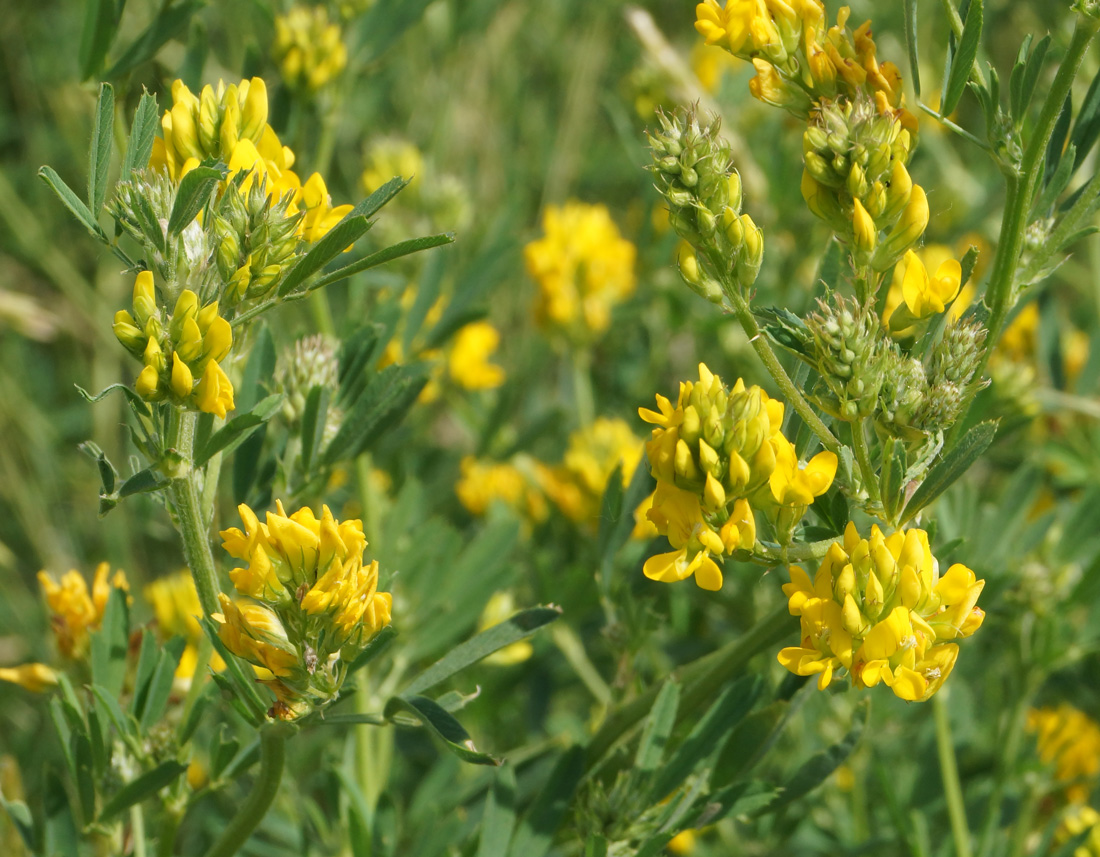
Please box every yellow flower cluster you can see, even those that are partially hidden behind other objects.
[274,5,348,93]
[114,271,235,417]
[639,363,837,590]
[150,78,350,244]
[0,563,129,694]
[216,502,393,717]
[145,572,226,683]
[39,562,130,658]
[1028,704,1100,804]
[447,322,506,391]
[537,417,645,526]
[456,455,548,521]
[524,201,637,340]
[695,1,913,128]
[778,522,984,701]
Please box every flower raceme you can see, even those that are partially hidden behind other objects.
[114,271,236,417]
[216,502,393,718]
[524,201,636,340]
[274,5,348,93]
[778,522,985,701]
[39,562,130,658]
[639,363,837,590]
[1028,704,1100,804]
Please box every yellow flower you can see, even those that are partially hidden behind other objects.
[1056,805,1100,856]
[456,455,548,521]
[0,663,59,693]
[539,418,645,526]
[38,562,130,658]
[767,435,837,507]
[1028,704,1100,804]
[448,322,506,390]
[195,360,235,418]
[477,592,534,666]
[777,522,984,701]
[883,244,956,328]
[145,572,226,681]
[898,248,962,319]
[524,201,636,339]
[694,0,758,54]
[299,172,354,244]
[274,5,348,93]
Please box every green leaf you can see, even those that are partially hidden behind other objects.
[167,165,223,236]
[903,0,920,97]
[130,631,159,718]
[311,232,455,292]
[384,696,500,765]
[879,436,908,523]
[121,91,160,178]
[1008,34,1033,122]
[118,466,167,498]
[1045,94,1073,189]
[208,724,241,781]
[507,746,585,857]
[757,307,814,358]
[88,83,115,213]
[194,393,284,467]
[1071,66,1100,171]
[103,0,204,79]
[477,766,517,857]
[90,588,130,698]
[99,761,187,821]
[633,680,680,786]
[79,0,121,80]
[0,789,35,851]
[347,625,398,674]
[585,837,609,857]
[711,700,790,789]
[345,175,408,220]
[903,421,998,520]
[1034,143,1077,214]
[278,215,373,297]
[91,684,136,741]
[139,637,186,730]
[74,381,151,417]
[79,440,118,496]
[597,459,654,595]
[322,363,429,465]
[39,165,107,242]
[300,385,330,473]
[1019,35,1052,123]
[72,733,96,825]
[402,606,561,697]
[942,0,983,115]
[769,699,868,813]
[650,675,762,803]
[237,325,277,412]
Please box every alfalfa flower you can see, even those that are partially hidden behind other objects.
[0,663,59,693]
[777,522,984,701]
[896,248,963,321]
[216,502,393,717]
[274,5,348,93]
[448,322,506,391]
[524,201,636,340]
[1028,704,1100,804]
[38,562,130,658]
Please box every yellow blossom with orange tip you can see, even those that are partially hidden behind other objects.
[1028,704,1100,804]
[778,522,984,701]
[38,562,129,658]
[0,663,59,693]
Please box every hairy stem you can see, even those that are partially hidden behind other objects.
[203,728,287,857]
[728,289,841,455]
[168,412,221,617]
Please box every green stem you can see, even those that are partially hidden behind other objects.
[851,419,881,508]
[131,805,147,857]
[155,809,182,857]
[167,412,221,617]
[753,536,841,564]
[934,693,972,857]
[203,728,287,857]
[570,348,595,427]
[951,16,1100,443]
[584,601,791,770]
[728,290,840,455]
